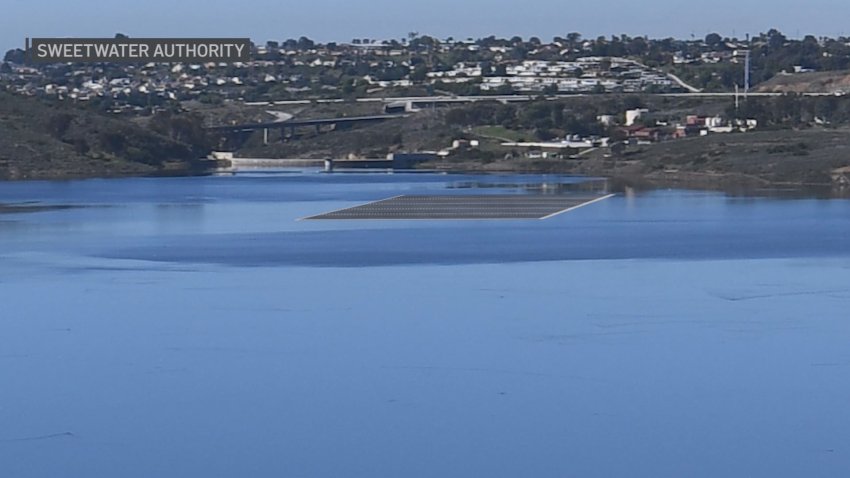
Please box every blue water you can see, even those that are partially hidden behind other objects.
[1,172,849,477]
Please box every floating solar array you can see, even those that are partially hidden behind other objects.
[304,194,613,220]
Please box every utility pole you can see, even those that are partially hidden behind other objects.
[744,49,750,98]
[735,83,738,111]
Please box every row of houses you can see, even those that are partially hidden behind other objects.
[1,49,685,110]
[619,113,759,143]
[430,58,678,93]
[488,109,760,160]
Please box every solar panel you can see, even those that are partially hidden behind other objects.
[303,194,614,220]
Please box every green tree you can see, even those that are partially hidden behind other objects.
[705,33,723,47]
[409,64,428,82]
[3,49,25,64]
[297,36,315,50]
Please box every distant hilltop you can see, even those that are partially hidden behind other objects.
[3,29,850,108]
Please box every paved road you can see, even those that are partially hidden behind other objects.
[666,72,702,93]
[242,91,836,108]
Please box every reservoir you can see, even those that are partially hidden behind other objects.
[1,171,849,477]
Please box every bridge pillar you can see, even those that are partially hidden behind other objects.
[324,159,334,172]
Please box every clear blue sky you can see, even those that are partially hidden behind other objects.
[3,0,850,52]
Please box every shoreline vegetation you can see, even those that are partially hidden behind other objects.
[2,158,847,200]
[2,91,850,197]
[2,139,849,199]
[420,127,850,196]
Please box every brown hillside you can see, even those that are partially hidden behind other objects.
[756,71,850,94]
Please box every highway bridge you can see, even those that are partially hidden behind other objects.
[206,113,407,133]
[205,113,408,147]
[242,91,841,109]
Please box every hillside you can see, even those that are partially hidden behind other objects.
[755,71,850,94]
[4,92,850,191]
[410,128,850,191]
[223,99,850,189]
[230,96,732,160]
[0,93,208,180]
[600,128,850,185]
